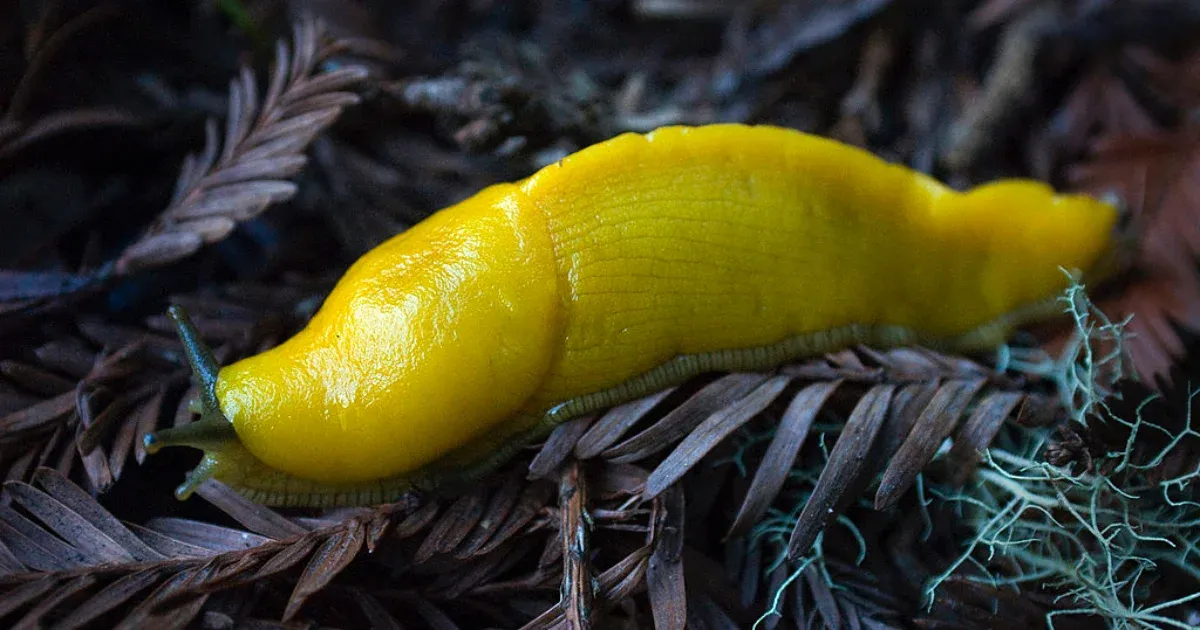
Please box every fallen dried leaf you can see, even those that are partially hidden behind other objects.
[727,380,841,538]
[283,520,365,621]
[787,384,893,559]
[644,376,791,498]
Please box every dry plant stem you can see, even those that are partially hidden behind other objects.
[559,460,593,630]
[0,468,411,622]
[943,2,1061,170]
[520,546,651,630]
[114,18,369,275]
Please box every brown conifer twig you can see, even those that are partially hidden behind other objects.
[114,18,369,275]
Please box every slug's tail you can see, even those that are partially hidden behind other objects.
[143,305,240,500]
[1081,190,1137,287]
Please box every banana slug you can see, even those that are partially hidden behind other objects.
[145,124,1121,507]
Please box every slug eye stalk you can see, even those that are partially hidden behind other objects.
[143,305,239,499]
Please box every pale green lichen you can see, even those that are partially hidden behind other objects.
[925,274,1200,629]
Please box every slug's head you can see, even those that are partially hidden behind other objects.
[144,306,372,506]
[142,304,428,507]
[141,183,562,506]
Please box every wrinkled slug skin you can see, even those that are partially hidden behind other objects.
[214,124,1118,485]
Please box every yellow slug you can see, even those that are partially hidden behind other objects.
[145,124,1121,507]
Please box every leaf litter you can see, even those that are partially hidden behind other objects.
[2,1,1200,627]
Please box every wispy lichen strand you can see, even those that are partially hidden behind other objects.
[925,276,1200,629]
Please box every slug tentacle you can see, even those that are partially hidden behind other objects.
[143,306,240,498]
[143,413,237,457]
[167,305,222,411]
